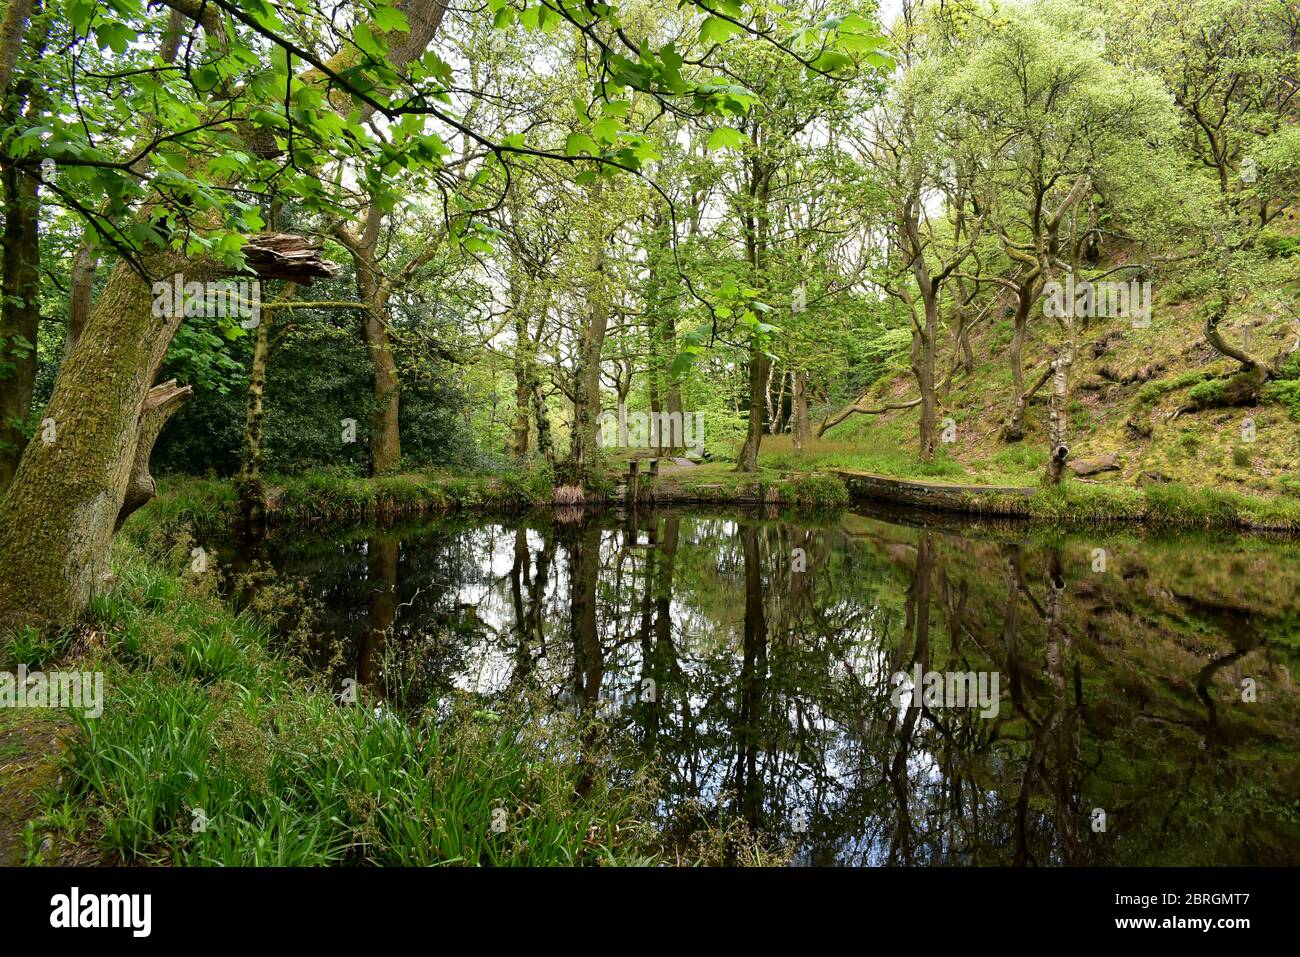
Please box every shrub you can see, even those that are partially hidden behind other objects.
[1188,379,1226,407]
[1262,379,1300,421]
[1137,370,1212,405]
[1258,230,1300,259]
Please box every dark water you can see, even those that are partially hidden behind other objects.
[228,507,1300,866]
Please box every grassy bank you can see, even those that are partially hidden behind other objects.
[138,465,852,540]
[640,451,1300,531]
[135,459,1300,543]
[135,469,560,539]
[2,540,666,866]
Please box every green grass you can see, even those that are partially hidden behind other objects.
[1136,369,1215,405]
[130,469,555,542]
[1026,481,1300,531]
[0,626,77,671]
[1262,379,1300,421]
[15,542,660,866]
[756,433,1037,487]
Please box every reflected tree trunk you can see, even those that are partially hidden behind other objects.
[731,523,769,858]
[888,531,934,864]
[362,536,399,701]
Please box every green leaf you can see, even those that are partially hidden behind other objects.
[810,50,854,73]
[353,22,386,58]
[565,133,599,156]
[95,22,136,54]
[700,16,744,46]
[591,116,621,143]
[706,126,749,151]
[372,5,410,33]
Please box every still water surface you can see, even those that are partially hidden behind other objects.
[230,507,1300,865]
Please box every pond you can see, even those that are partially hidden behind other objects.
[226,506,1300,866]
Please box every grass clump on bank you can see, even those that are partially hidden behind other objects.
[1026,481,1300,531]
[15,541,658,866]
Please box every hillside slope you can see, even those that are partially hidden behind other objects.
[813,236,1300,500]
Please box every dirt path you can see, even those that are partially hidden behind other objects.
[654,458,702,477]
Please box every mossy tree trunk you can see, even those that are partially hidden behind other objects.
[0,235,333,631]
[235,293,277,525]
[340,208,403,476]
[565,177,609,483]
[735,130,771,474]
[0,249,193,630]
[508,273,532,462]
[116,379,192,529]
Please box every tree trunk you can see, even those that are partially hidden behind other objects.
[365,307,402,473]
[566,178,609,482]
[736,349,770,472]
[342,220,403,476]
[948,279,975,383]
[1044,329,1074,485]
[0,234,332,631]
[1001,290,1033,441]
[508,284,531,461]
[116,379,192,529]
[791,368,811,452]
[510,359,530,460]
[65,238,96,357]
[915,297,939,462]
[735,136,770,474]
[0,249,192,630]
[0,0,34,102]
[0,155,38,490]
[531,378,554,468]
[236,304,273,525]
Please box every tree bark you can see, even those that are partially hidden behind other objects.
[565,177,609,482]
[235,284,295,525]
[735,132,771,474]
[736,349,770,472]
[65,238,96,357]
[0,247,192,629]
[0,0,33,103]
[336,209,403,475]
[116,379,192,529]
[1044,345,1073,485]
[915,296,939,462]
[1001,289,1034,441]
[0,153,38,490]
[790,368,811,451]
[0,235,331,630]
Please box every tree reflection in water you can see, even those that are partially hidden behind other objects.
[242,508,1300,866]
